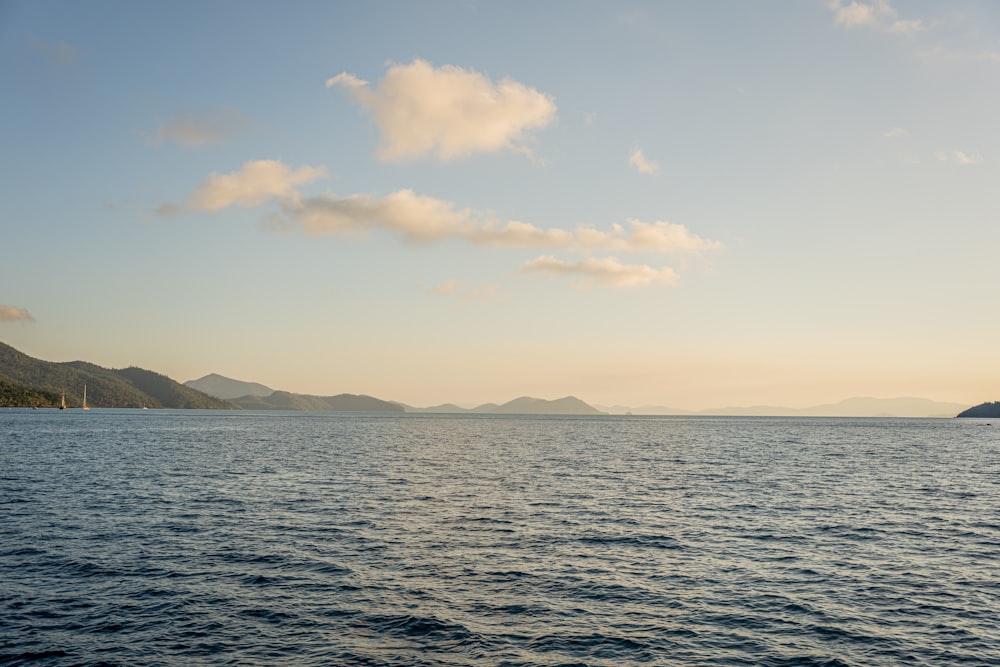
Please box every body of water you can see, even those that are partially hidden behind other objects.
[2,411,998,665]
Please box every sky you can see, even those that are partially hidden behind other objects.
[2,0,999,410]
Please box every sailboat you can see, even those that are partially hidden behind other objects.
[60,390,67,410]
[82,384,90,411]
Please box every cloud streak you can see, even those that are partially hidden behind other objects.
[521,256,678,288]
[935,150,984,165]
[283,189,719,255]
[166,160,720,288]
[629,147,659,174]
[0,305,35,322]
[159,160,327,215]
[327,59,557,161]
[827,0,922,35]
[429,280,499,301]
[146,108,253,147]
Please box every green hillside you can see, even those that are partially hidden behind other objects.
[0,341,234,409]
[0,375,62,408]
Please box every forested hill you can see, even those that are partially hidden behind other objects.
[956,401,1000,418]
[0,341,234,409]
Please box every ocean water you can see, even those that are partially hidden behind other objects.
[1,411,998,666]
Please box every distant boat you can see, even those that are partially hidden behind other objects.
[82,384,90,411]
[60,390,67,410]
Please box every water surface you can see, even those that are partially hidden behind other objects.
[2,411,998,665]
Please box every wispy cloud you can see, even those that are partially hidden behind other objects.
[430,279,460,296]
[283,189,719,254]
[28,35,79,68]
[827,0,922,36]
[327,59,557,161]
[629,146,659,175]
[145,108,253,147]
[521,256,678,288]
[935,149,984,165]
[158,160,327,215]
[882,127,909,138]
[0,305,35,322]
[167,160,720,288]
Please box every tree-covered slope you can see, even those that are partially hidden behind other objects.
[116,367,234,409]
[956,401,1000,418]
[0,374,62,408]
[0,341,234,409]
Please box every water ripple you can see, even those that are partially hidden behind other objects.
[2,412,999,665]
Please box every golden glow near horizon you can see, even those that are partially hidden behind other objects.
[2,1,998,410]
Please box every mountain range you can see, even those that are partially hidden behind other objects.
[597,396,969,418]
[0,341,983,416]
[185,374,602,414]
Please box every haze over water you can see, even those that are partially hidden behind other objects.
[3,411,998,665]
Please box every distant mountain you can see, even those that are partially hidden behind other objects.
[402,396,604,415]
[598,396,968,418]
[230,391,404,412]
[956,401,1000,418]
[797,397,968,418]
[484,396,604,415]
[0,341,234,409]
[186,373,274,399]
[403,402,474,413]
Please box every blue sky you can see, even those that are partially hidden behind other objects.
[2,1,998,409]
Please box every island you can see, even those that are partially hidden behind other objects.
[956,402,1000,418]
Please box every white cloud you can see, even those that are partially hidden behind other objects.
[0,305,35,322]
[934,149,983,165]
[167,162,720,253]
[326,59,557,161]
[827,0,922,35]
[146,108,253,147]
[283,190,720,255]
[882,127,908,138]
[168,161,720,289]
[160,160,327,214]
[629,146,660,174]
[288,189,474,241]
[521,256,678,288]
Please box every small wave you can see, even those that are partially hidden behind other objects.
[575,533,683,549]
[0,649,72,662]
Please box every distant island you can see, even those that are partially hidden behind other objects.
[956,401,1000,418]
